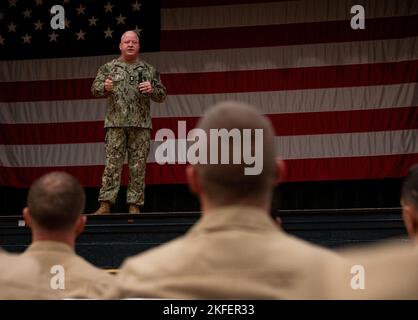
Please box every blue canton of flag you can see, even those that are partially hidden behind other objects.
[0,0,160,60]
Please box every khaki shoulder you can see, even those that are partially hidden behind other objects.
[0,252,57,299]
[324,241,418,299]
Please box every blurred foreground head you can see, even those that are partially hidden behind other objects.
[187,101,280,210]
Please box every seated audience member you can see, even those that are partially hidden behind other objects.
[324,165,418,299]
[108,101,344,299]
[0,249,57,299]
[21,172,115,299]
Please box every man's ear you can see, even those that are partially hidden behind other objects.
[23,207,32,229]
[274,216,282,228]
[75,215,87,236]
[275,158,286,184]
[186,165,201,195]
[401,202,418,239]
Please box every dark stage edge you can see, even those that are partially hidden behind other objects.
[0,208,408,269]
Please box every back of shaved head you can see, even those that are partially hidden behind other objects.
[195,101,277,205]
[27,172,86,231]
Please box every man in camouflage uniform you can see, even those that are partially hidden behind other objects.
[91,30,166,214]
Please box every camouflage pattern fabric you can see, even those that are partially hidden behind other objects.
[98,127,151,206]
[92,57,166,207]
[91,58,166,129]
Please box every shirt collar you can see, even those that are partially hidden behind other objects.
[26,241,74,253]
[188,205,280,235]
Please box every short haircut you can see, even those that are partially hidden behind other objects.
[195,101,277,205]
[401,164,418,209]
[27,172,86,231]
[120,30,139,42]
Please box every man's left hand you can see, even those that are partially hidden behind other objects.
[138,81,154,94]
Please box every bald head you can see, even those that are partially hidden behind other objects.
[194,101,277,205]
[27,172,86,231]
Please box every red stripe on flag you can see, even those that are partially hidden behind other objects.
[283,154,418,182]
[162,61,418,94]
[161,0,292,8]
[0,78,94,103]
[0,164,186,188]
[161,15,418,51]
[0,121,105,145]
[2,61,417,102]
[1,107,417,145]
[1,153,418,187]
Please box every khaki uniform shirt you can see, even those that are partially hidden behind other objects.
[323,241,418,299]
[109,205,344,299]
[22,241,115,299]
[0,250,57,299]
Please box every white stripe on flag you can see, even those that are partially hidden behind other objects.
[161,0,418,30]
[1,84,416,124]
[2,37,418,81]
[1,130,417,167]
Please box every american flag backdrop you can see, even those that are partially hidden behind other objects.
[0,0,418,188]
